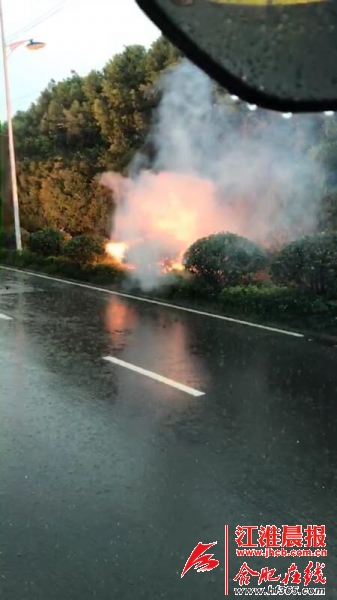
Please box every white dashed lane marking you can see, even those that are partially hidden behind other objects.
[0,313,12,321]
[103,356,205,397]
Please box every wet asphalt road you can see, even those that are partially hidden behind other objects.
[0,267,336,599]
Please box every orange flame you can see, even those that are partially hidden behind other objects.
[101,171,236,277]
[101,170,267,278]
[106,239,185,275]
[105,242,128,262]
[170,261,184,272]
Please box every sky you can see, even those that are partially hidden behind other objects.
[0,0,160,120]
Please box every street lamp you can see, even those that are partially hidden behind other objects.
[7,38,46,57]
[0,0,45,251]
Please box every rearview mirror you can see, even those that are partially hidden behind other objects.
[136,0,337,113]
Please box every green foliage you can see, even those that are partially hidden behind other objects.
[1,230,16,250]
[42,256,84,278]
[10,38,180,234]
[81,263,125,284]
[0,249,125,285]
[1,228,30,249]
[27,228,65,256]
[271,232,337,295]
[20,228,30,248]
[63,234,105,264]
[220,285,330,319]
[0,248,10,261]
[317,189,337,232]
[183,232,267,288]
[153,273,219,302]
[1,248,43,268]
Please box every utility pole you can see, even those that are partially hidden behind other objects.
[0,0,22,250]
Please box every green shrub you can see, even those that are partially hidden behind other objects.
[64,235,105,265]
[41,256,82,279]
[184,232,267,289]
[271,232,337,295]
[48,260,124,284]
[1,228,29,250]
[27,228,64,257]
[154,273,219,302]
[220,285,330,318]
[18,250,42,268]
[2,230,17,250]
[1,249,41,268]
[61,231,72,243]
[82,263,126,285]
[0,248,125,285]
[0,248,11,261]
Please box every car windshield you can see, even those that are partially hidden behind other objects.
[0,0,334,598]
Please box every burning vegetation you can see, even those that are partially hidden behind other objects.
[101,169,252,281]
[105,238,185,275]
[100,60,321,289]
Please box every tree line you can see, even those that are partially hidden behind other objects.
[2,37,181,235]
[1,35,337,239]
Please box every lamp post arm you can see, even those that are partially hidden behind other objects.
[6,39,30,57]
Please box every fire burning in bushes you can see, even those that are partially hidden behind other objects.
[102,170,250,278]
[105,238,184,275]
[101,59,322,289]
[105,240,185,274]
[105,242,129,264]
[102,166,318,282]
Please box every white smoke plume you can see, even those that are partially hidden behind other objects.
[100,59,322,290]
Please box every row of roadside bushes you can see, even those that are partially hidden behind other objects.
[171,231,337,331]
[0,228,125,286]
[2,228,105,264]
[2,228,337,332]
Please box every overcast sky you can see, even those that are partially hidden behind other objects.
[0,0,160,120]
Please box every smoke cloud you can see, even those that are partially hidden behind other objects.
[101,59,322,290]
